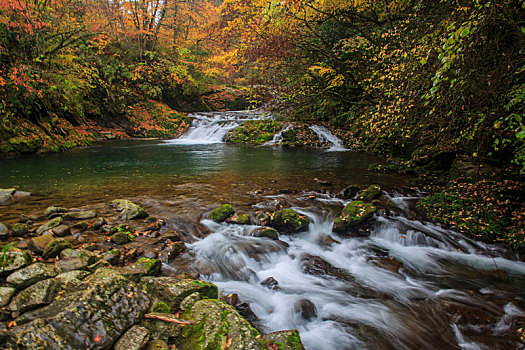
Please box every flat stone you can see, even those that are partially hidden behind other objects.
[28,233,55,254]
[52,225,70,237]
[62,211,97,220]
[114,325,151,350]
[6,263,57,289]
[54,270,91,289]
[112,199,148,220]
[55,257,89,274]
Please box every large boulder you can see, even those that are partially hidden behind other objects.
[6,263,57,289]
[36,217,63,235]
[112,199,149,220]
[270,209,309,234]
[11,223,30,237]
[178,299,262,350]
[5,267,151,349]
[11,277,62,314]
[264,330,305,350]
[208,204,235,222]
[332,201,376,234]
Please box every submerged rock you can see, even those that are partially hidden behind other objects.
[208,204,235,222]
[112,199,149,220]
[178,299,262,350]
[301,254,354,282]
[260,277,279,290]
[332,200,376,234]
[338,185,360,199]
[270,209,309,234]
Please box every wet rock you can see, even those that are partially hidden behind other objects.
[0,222,8,240]
[91,217,106,230]
[44,206,67,218]
[120,258,161,282]
[338,185,360,199]
[228,213,251,225]
[0,188,16,204]
[51,224,70,237]
[371,256,403,274]
[11,223,29,237]
[87,259,111,272]
[55,257,89,273]
[356,185,382,201]
[270,209,309,234]
[27,232,55,254]
[140,277,218,311]
[114,325,151,350]
[480,269,509,282]
[180,292,201,311]
[254,211,271,226]
[0,287,16,307]
[252,227,279,240]
[144,249,158,259]
[6,263,57,289]
[36,217,63,235]
[158,242,185,264]
[112,199,149,220]
[111,231,133,245]
[178,299,262,350]
[260,277,279,290]
[314,178,332,186]
[332,200,376,234]
[221,293,239,306]
[294,299,317,320]
[264,330,305,350]
[208,204,235,222]
[235,302,262,332]
[146,340,169,350]
[42,238,72,259]
[63,211,97,220]
[0,250,32,276]
[103,249,121,265]
[54,270,90,289]
[11,278,61,314]
[301,254,354,282]
[71,221,89,232]
[59,248,95,263]
[6,267,151,349]
[18,214,31,223]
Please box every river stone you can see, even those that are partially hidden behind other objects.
[54,270,91,289]
[43,238,72,259]
[55,257,89,274]
[6,262,57,289]
[62,210,97,220]
[332,201,376,234]
[59,248,96,264]
[233,302,261,331]
[264,330,305,350]
[294,298,317,320]
[103,249,121,265]
[228,213,251,225]
[252,227,279,240]
[0,250,32,275]
[52,224,70,237]
[114,325,151,350]
[112,199,149,220]
[0,188,16,204]
[270,209,309,234]
[139,277,218,311]
[44,206,67,218]
[6,267,151,349]
[18,214,31,223]
[260,277,279,290]
[111,231,133,245]
[356,185,382,201]
[208,204,235,222]
[92,217,106,230]
[120,258,161,282]
[0,222,8,240]
[11,223,30,237]
[28,232,55,254]
[180,292,200,311]
[0,287,16,307]
[339,185,360,199]
[178,299,262,350]
[11,277,61,314]
[301,254,354,282]
[37,217,63,235]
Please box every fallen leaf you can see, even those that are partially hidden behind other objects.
[94,334,101,342]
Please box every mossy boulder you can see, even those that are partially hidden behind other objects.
[264,330,305,350]
[332,201,376,233]
[119,258,162,282]
[11,223,29,237]
[112,199,149,220]
[178,299,262,350]
[111,231,133,245]
[42,238,72,259]
[6,263,57,289]
[0,250,32,276]
[209,204,235,222]
[270,209,309,234]
[11,277,62,314]
[152,301,171,313]
[228,213,251,225]
[36,217,63,235]
[252,227,279,240]
[356,185,382,201]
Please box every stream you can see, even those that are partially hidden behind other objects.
[1,111,524,349]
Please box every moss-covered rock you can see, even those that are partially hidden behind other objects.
[356,185,382,201]
[152,301,171,313]
[209,204,235,222]
[36,217,63,235]
[178,299,262,350]
[251,227,279,240]
[264,330,305,350]
[6,262,57,289]
[228,213,251,225]
[224,120,283,145]
[120,258,162,282]
[332,201,376,233]
[12,277,62,314]
[42,238,72,259]
[270,209,309,234]
[11,223,29,237]
[112,199,149,220]
[0,250,32,276]
[111,231,133,245]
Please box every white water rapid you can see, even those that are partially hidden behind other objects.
[309,125,347,151]
[187,193,525,350]
[165,111,268,145]
[264,123,293,146]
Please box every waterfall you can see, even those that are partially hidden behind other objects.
[264,123,293,146]
[309,125,347,151]
[165,111,268,145]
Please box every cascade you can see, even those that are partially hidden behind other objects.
[263,123,293,146]
[309,125,347,151]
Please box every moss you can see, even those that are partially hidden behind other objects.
[356,185,382,201]
[152,301,171,313]
[234,213,251,225]
[137,258,161,275]
[333,201,376,232]
[208,204,234,222]
[224,120,282,144]
[270,209,309,233]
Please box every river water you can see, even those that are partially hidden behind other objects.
[0,111,524,349]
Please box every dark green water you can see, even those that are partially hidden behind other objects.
[0,140,412,221]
